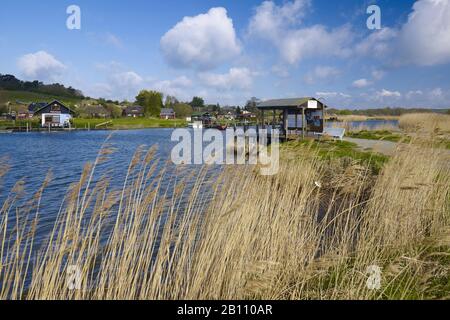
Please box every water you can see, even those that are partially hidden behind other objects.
[327,119,399,130]
[0,129,187,238]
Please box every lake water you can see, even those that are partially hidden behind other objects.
[327,119,399,130]
[0,129,193,243]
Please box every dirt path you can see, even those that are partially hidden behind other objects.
[344,137,398,156]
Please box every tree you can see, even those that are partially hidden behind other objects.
[136,90,163,117]
[173,103,193,118]
[164,95,179,107]
[189,96,205,111]
[245,97,261,116]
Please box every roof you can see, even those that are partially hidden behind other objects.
[33,100,76,115]
[28,102,48,112]
[160,108,175,115]
[191,111,211,117]
[257,97,327,109]
[124,105,144,113]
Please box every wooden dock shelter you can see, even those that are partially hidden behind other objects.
[257,97,327,139]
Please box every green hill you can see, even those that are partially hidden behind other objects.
[0,89,83,107]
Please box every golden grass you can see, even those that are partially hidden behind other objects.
[399,113,450,134]
[0,136,449,299]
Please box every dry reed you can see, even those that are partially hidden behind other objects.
[0,135,449,300]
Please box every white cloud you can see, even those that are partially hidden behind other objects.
[152,76,193,101]
[248,1,353,65]
[160,7,241,70]
[280,25,353,65]
[88,71,145,101]
[406,90,424,99]
[17,51,66,81]
[198,67,253,91]
[352,78,372,88]
[316,91,351,99]
[376,89,402,99]
[248,0,310,40]
[355,27,397,57]
[396,0,450,66]
[357,0,450,66]
[430,87,443,97]
[304,66,340,84]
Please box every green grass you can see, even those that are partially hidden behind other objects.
[284,139,390,174]
[0,89,82,106]
[73,117,187,129]
[0,117,187,130]
[347,130,410,143]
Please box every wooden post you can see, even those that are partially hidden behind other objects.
[283,109,288,140]
[295,111,298,137]
[302,108,305,139]
[322,105,326,132]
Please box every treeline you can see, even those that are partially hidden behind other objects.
[134,90,251,118]
[329,107,450,116]
[0,74,84,99]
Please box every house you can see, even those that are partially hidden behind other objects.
[33,100,75,128]
[257,97,328,137]
[28,102,47,117]
[123,105,144,117]
[79,105,111,118]
[160,108,176,119]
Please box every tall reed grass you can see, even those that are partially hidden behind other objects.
[399,113,450,134]
[0,135,449,299]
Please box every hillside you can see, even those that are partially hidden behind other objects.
[0,89,83,107]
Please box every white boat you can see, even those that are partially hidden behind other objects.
[188,121,203,129]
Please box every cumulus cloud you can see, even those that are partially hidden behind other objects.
[248,0,310,40]
[376,89,402,100]
[17,51,66,81]
[198,67,254,91]
[304,66,340,84]
[280,25,353,65]
[248,1,353,65]
[152,76,193,101]
[160,7,241,70]
[357,0,450,66]
[396,0,450,66]
[88,71,145,101]
[352,78,372,88]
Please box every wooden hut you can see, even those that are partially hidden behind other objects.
[257,97,327,138]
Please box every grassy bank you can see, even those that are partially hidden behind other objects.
[346,130,410,143]
[72,117,187,129]
[0,117,187,130]
[1,124,449,299]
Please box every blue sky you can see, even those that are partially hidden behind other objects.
[1,0,449,108]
